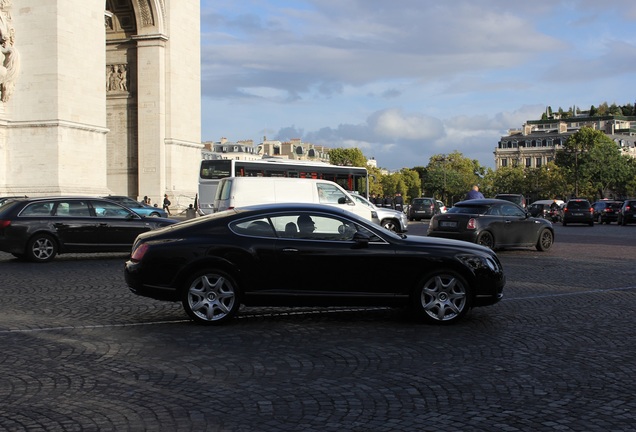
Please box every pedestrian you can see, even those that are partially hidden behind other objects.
[465,185,484,200]
[383,195,394,209]
[370,193,377,205]
[185,203,196,220]
[163,194,172,215]
[394,193,404,212]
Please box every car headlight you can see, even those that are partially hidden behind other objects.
[456,253,501,272]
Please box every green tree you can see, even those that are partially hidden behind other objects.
[328,148,367,167]
[423,152,486,204]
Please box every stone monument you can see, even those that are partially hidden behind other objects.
[0,0,202,206]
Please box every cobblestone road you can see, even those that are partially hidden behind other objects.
[1,223,635,431]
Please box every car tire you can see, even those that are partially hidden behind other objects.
[149,212,161,217]
[382,219,398,233]
[477,231,495,249]
[26,234,58,263]
[411,270,472,324]
[181,269,240,325]
[562,221,567,226]
[536,228,553,251]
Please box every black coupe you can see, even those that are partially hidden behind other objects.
[428,199,555,251]
[125,203,505,325]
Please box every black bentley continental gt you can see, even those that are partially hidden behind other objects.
[428,199,555,251]
[125,203,505,325]
[0,196,178,262]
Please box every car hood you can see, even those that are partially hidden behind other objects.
[402,233,494,254]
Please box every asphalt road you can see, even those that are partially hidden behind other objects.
[1,221,635,431]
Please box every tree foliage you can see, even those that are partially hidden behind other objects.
[328,148,367,167]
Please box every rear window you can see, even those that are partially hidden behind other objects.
[412,198,431,205]
[447,205,489,215]
[567,201,590,210]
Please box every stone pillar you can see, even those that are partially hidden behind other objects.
[1,0,109,196]
[134,34,167,203]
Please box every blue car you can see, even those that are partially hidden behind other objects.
[102,195,168,218]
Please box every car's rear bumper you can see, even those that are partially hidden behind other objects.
[124,260,179,302]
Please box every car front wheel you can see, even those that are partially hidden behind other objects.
[182,270,240,325]
[536,228,553,251]
[412,271,471,324]
[381,219,398,233]
[26,234,58,263]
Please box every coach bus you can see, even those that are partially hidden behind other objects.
[197,158,369,214]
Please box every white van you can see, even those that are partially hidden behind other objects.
[214,177,378,224]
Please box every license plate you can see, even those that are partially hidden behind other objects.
[573,213,583,216]
[440,221,457,228]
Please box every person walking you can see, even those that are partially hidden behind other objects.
[394,193,404,212]
[465,185,484,200]
[163,194,172,216]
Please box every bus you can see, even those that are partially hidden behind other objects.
[198,158,369,214]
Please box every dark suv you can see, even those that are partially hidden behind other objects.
[494,194,526,209]
[591,200,623,224]
[408,197,440,221]
[562,199,594,226]
[618,199,636,226]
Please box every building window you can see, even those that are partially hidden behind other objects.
[525,158,531,167]
[501,159,508,167]
[536,157,542,167]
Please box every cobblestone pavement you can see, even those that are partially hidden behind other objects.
[1,223,635,431]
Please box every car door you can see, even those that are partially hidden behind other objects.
[271,212,396,296]
[499,203,537,246]
[50,200,99,249]
[90,199,149,247]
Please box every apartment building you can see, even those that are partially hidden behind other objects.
[495,115,636,169]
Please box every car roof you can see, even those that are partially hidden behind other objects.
[455,198,516,206]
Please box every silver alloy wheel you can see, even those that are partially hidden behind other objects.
[28,235,57,262]
[382,219,398,232]
[185,273,237,323]
[418,273,468,323]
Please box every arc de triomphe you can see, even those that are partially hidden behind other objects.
[0,0,202,206]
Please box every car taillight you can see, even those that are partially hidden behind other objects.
[467,218,476,230]
[589,207,593,213]
[626,206,631,212]
[130,243,149,261]
[0,220,10,229]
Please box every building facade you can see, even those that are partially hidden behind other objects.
[202,137,331,163]
[495,115,636,169]
[0,0,201,207]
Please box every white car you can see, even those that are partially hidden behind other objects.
[437,200,448,213]
[350,193,409,233]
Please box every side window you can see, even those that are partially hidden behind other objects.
[231,218,276,237]
[21,201,54,216]
[53,200,92,217]
[271,213,357,241]
[317,183,346,204]
[92,201,133,218]
[501,204,524,217]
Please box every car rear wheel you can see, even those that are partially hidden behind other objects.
[149,212,161,217]
[412,271,471,324]
[182,270,240,325]
[26,234,57,263]
[381,219,398,233]
[536,228,553,251]
[477,231,494,249]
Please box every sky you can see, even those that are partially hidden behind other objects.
[200,0,636,171]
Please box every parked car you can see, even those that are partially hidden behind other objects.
[618,199,636,226]
[0,196,27,207]
[591,200,623,224]
[427,198,554,251]
[408,197,440,221]
[125,203,505,325]
[349,193,408,233]
[528,200,564,219]
[562,199,594,226]
[436,200,448,213]
[0,196,177,262]
[494,194,526,209]
[101,195,168,218]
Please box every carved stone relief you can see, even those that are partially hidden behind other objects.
[106,64,130,93]
[0,0,19,102]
